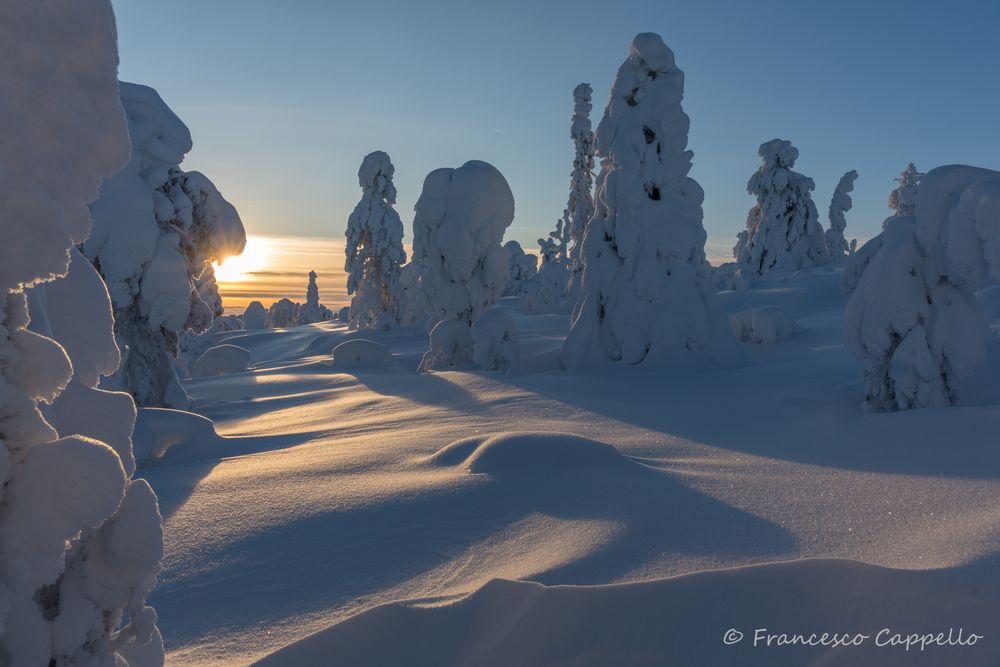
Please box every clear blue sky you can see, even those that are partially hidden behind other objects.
[113,0,1000,259]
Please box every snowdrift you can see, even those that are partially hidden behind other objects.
[191,344,252,377]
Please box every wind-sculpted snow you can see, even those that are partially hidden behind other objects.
[562,33,743,369]
[0,2,164,663]
[331,339,396,369]
[429,433,627,474]
[191,344,252,378]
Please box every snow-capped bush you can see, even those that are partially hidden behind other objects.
[346,151,407,330]
[191,344,251,378]
[844,165,1000,411]
[297,271,334,324]
[734,139,829,282]
[331,339,396,369]
[242,300,268,329]
[730,306,803,344]
[826,170,858,260]
[267,298,301,328]
[562,33,743,369]
[565,83,596,304]
[519,261,570,314]
[472,309,519,371]
[0,3,164,663]
[418,320,475,372]
[84,82,246,408]
[888,162,923,218]
[503,240,538,296]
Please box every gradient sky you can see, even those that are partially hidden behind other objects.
[113,0,1000,290]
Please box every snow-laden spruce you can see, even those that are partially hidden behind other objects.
[734,139,829,281]
[84,82,246,408]
[503,240,538,296]
[844,165,1000,411]
[345,151,407,330]
[565,82,597,302]
[243,300,268,329]
[267,298,300,328]
[888,162,923,218]
[562,33,743,368]
[0,3,164,663]
[297,271,334,324]
[826,170,858,259]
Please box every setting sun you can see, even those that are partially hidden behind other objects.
[213,234,270,282]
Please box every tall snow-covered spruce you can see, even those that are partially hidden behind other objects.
[345,151,407,330]
[888,162,923,217]
[411,161,514,370]
[297,271,333,324]
[0,2,164,664]
[826,170,858,259]
[84,83,246,408]
[843,165,1000,411]
[565,82,596,302]
[562,33,742,368]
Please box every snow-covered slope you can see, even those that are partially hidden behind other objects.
[140,267,1000,666]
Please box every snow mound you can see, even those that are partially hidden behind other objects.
[428,433,627,475]
[418,319,474,372]
[191,344,251,377]
[331,339,396,369]
[472,309,519,371]
[133,408,224,466]
[730,306,803,344]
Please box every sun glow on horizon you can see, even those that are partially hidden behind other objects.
[213,235,271,283]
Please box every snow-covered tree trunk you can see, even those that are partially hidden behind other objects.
[844,165,1000,411]
[0,3,164,663]
[826,170,858,259]
[84,83,246,408]
[565,82,596,306]
[345,151,407,330]
[734,139,829,280]
[888,162,923,218]
[561,33,743,368]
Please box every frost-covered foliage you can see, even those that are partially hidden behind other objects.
[888,163,923,218]
[472,309,519,371]
[844,165,1000,411]
[826,170,858,260]
[565,83,596,298]
[242,301,267,329]
[503,241,538,296]
[562,33,743,368]
[266,298,301,328]
[297,271,334,325]
[84,82,246,408]
[0,3,164,663]
[730,306,803,344]
[734,139,829,281]
[346,152,407,330]
[418,320,475,372]
[411,160,515,325]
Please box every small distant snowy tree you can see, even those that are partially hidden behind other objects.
[297,271,333,324]
[345,151,407,330]
[826,170,858,259]
[734,139,829,280]
[503,240,538,296]
[266,298,300,328]
[242,300,267,329]
[562,33,743,368]
[84,83,246,408]
[844,165,1000,411]
[888,162,923,218]
[0,3,164,663]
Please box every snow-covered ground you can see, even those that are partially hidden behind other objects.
[141,268,1000,666]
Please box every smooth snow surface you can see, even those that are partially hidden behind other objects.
[730,306,803,344]
[191,344,251,378]
[331,339,396,369]
[140,272,1000,666]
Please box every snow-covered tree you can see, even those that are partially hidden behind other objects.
[0,3,164,663]
[734,139,829,280]
[888,162,923,218]
[565,82,596,303]
[242,300,267,329]
[826,170,858,259]
[503,240,538,296]
[345,151,407,330]
[472,309,520,371]
[562,33,743,368]
[297,271,333,324]
[266,298,300,328]
[844,165,1000,411]
[83,82,246,408]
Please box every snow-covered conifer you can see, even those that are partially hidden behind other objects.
[734,139,829,280]
[888,162,923,217]
[826,170,858,259]
[242,300,268,329]
[266,298,301,328]
[565,83,596,303]
[297,271,333,324]
[84,83,246,408]
[561,33,743,368]
[345,151,407,330]
[0,3,164,663]
[844,165,1000,411]
[503,240,538,296]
